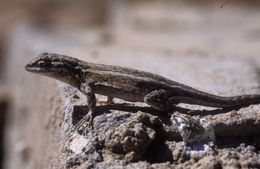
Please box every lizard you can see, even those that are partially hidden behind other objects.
[25,53,260,130]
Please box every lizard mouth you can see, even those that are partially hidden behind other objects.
[25,63,68,78]
[25,63,55,73]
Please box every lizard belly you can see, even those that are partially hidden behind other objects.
[92,84,146,102]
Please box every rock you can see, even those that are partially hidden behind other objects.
[103,113,157,161]
[193,155,221,169]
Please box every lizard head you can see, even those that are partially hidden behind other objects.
[25,53,82,86]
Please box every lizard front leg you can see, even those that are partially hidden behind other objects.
[144,89,175,112]
[75,84,96,130]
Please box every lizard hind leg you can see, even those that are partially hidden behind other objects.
[144,89,174,112]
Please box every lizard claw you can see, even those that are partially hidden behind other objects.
[87,115,93,127]
[74,113,93,131]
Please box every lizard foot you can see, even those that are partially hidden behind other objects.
[74,113,93,131]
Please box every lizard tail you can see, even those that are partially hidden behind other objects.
[176,90,260,108]
[220,94,260,108]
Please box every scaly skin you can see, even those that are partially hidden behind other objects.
[25,53,260,129]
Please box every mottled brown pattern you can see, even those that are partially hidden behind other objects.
[25,53,260,109]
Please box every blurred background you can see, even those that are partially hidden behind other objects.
[0,0,260,169]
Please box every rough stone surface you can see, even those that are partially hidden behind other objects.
[102,113,158,161]
[60,82,260,169]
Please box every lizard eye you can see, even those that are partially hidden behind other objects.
[37,60,51,67]
[38,60,45,66]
